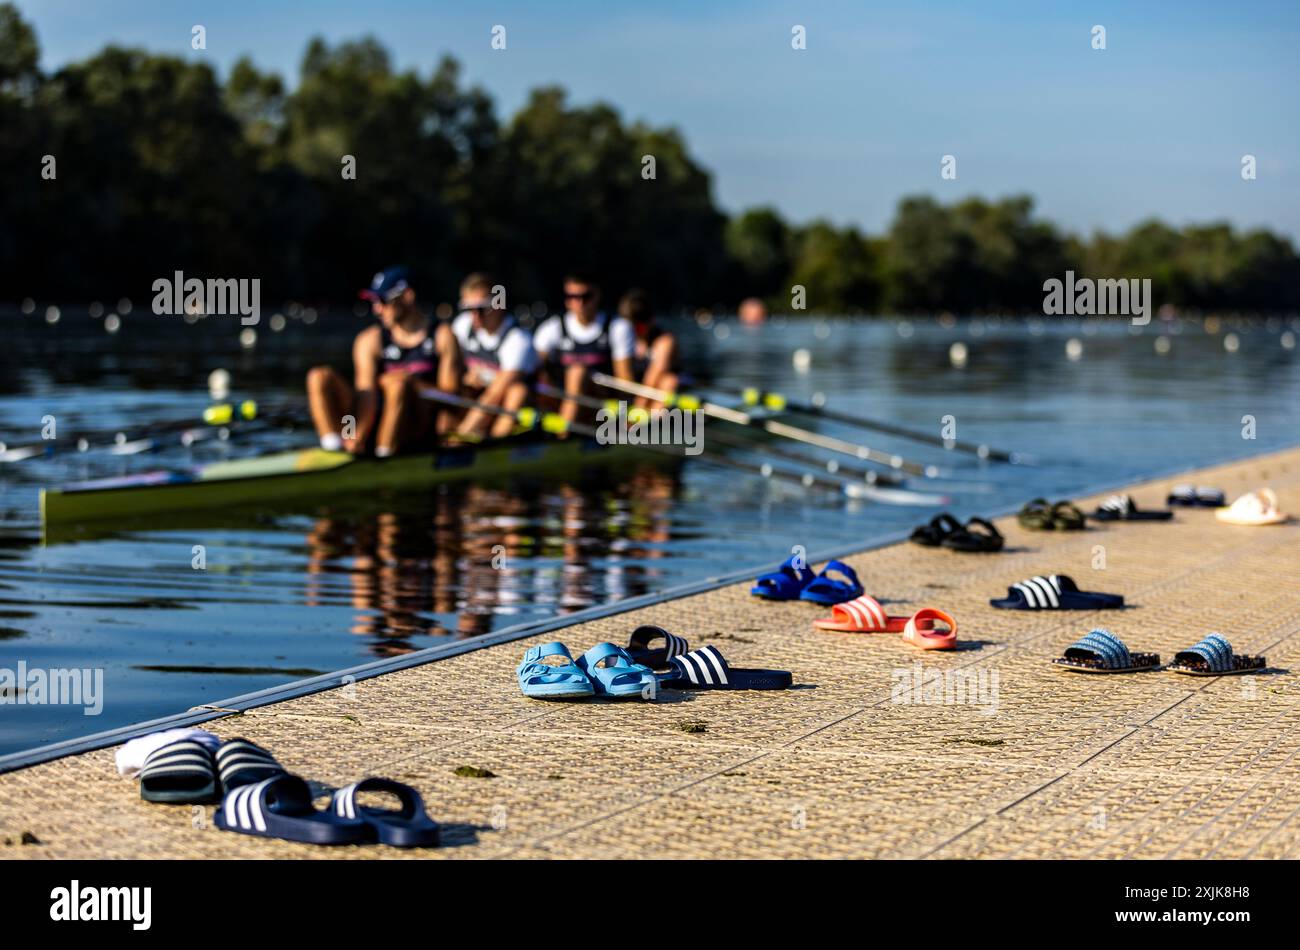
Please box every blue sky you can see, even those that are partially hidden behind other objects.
[20,0,1300,239]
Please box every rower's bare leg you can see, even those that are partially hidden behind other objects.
[455,387,486,440]
[375,372,423,456]
[307,366,353,448]
[490,380,530,438]
[561,364,589,430]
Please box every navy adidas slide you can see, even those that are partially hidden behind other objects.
[1092,494,1173,521]
[626,624,689,669]
[799,560,864,605]
[990,574,1123,610]
[215,738,286,790]
[750,556,815,600]
[139,739,220,804]
[215,775,371,845]
[332,778,440,848]
[1167,485,1226,508]
[659,645,792,690]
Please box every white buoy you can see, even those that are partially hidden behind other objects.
[714,324,731,340]
[949,341,968,367]
[1065,338,1084,361]
[1154,335,1172,355]
[896,320,914,338]
[20,298,35,314]
[1224,333,1240,353]
[44,306,60,325]
[792,348,812,373]
[1282,331,1296,351]
[814,321,831,340]
[104,315,122,334]
[88,301,104,318]
[270,314,287,332]
[239,328,258,349]
[116,298,132,315]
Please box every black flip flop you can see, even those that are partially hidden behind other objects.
[909,513,963,547]
[1051,501,1086,530]
[942,517,1005,553]
[1017,498,1054,531]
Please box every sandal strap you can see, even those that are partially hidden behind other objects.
[520,641,573,665]
[1012,574,1064,608]
[667,646,730,686]
[833,595,888,630]
[140,740,214,781]
[903,608,956,642]
[334,777,420,820]
[1064,628,1131,669]
[216,739,284,788]
[628,624,689,660]
[1175,633,1235,672]
[580,641,635,669]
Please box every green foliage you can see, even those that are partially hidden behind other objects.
[1,5,1296,314]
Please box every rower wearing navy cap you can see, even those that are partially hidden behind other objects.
[306,266,458,456]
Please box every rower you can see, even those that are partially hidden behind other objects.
[451,272,539,439]
[306,266,457,456]
[532,273,636,425]
[618,288,678,410]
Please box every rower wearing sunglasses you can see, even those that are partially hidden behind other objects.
[532,273,637,426]
[451,272,539,440]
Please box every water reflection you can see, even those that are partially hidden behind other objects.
[299,464,682,656]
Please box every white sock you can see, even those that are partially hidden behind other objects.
[319,433,343,451]
[374,445,394,458]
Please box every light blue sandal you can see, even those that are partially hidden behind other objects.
[517,642,595,700]
[576,643,656,698]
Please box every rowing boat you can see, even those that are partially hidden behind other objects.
[40,434,647,526]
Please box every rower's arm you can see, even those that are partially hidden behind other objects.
[436,322,460,394]
[349,329,380,449]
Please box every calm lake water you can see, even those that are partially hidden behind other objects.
[1,309,1298,755]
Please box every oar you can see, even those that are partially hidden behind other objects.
[419,389,946,504]
[589,373,940,479]
[0,401,268,463]
[531,381,910,488]
[715,384,1023,464]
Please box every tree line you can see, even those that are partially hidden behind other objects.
[1,4,1296,314]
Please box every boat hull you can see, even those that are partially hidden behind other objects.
[41,438,644,526]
